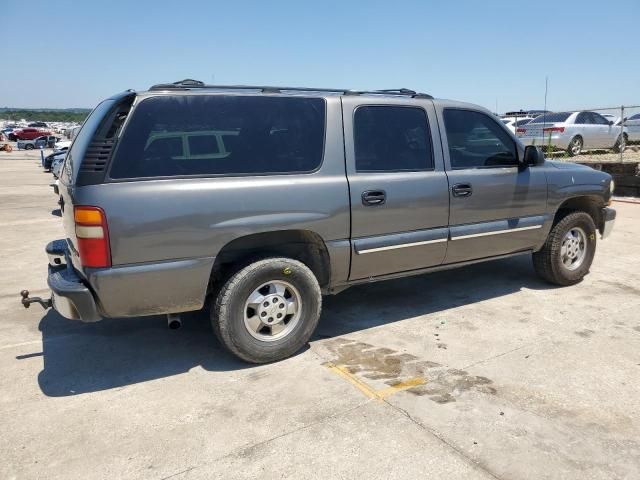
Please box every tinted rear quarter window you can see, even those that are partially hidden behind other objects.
[110,95,326,179]
[354,106,433,172]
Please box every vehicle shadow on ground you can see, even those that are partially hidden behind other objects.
[37,254,552,397]
[316,254,552,339]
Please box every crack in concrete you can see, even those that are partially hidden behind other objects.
[385,400,504,480]
[460,341,540,371]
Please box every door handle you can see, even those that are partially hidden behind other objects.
[452,183,473,198]
[362,190,386,206]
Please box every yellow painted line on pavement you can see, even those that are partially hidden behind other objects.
[375,377,426,399]
[324,362,425,400]
[324,362,378,399]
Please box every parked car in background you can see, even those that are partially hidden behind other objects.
[51,155,65,178]
[517,111,627,156]
[11,128,52,141]
[43,150,67,171]
[2,127,16,137]
[53,140,72,151]
[621,113,640,142]
[28,122,48,128]
[17,135,60,150]
[504,109,550,119]
[600,113,618,124]
[502,117,533,134]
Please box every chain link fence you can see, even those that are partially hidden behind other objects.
[502,105,640,196]
[504,105,640,163]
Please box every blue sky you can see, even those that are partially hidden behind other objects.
[1,0,637,112]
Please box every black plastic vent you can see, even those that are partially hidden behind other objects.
[80,139,114,173]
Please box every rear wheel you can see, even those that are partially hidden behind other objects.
[212,257,322,363]
[613,133,627,153]
[566,136,583,156]
[533,212,597,286]
[25,144,34,150]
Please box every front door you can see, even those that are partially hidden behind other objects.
[437,107,548,264]
[342,97,450,280]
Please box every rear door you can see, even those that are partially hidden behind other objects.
[574,112,597,148]
[437,107,548,264]
[342,97,450,280]
[590,112,616,147]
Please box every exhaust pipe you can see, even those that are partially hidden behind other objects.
[167,313,182,330]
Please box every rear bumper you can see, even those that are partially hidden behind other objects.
[518,133,571,149]
[601,207,616,239]
[46,240,101,322]
[45,239,214,321]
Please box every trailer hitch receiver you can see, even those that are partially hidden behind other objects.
[20,290,52,310]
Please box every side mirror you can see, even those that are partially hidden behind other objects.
[522,145,544,167]
[608,120,614,125]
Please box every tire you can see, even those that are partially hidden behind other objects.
[25,144,34,150]
[613,133,628,153]
[533,212,597,286]
[566,136,583,156]
[212,257,322,363]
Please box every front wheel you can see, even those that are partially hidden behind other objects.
[613,133,627,153]
[533,212,597,286]
[212,257,322,363]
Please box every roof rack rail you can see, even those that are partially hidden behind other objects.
[148,80,433,99]
[344,88,433,99]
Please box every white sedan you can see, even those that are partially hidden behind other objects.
[501,117,534,134]
[622,113,640,142]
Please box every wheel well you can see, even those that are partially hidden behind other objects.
[209,230,331,292]
[554,196,604,231]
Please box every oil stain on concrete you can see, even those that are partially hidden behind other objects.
[323,338,496,404]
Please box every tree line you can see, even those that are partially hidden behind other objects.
[1,110,89,123]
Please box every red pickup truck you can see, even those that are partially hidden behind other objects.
[11,128,52,141]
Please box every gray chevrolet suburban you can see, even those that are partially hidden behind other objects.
[22,79,616,363]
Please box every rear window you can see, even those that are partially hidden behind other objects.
[529,112,571,123]
[109,95,326,179]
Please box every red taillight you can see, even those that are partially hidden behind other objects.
[516,128,526,134]
[74,206,111,268]
[543,126,565,133]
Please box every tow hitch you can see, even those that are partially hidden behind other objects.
[20,290,52,310]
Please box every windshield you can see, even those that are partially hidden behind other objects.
[61,99,114,185]
[529,112,571,123]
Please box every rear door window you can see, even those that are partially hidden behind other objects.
[353,106,434,172]
[575,112,591,124]
[109,95,326,179]
[443,109,518,169]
